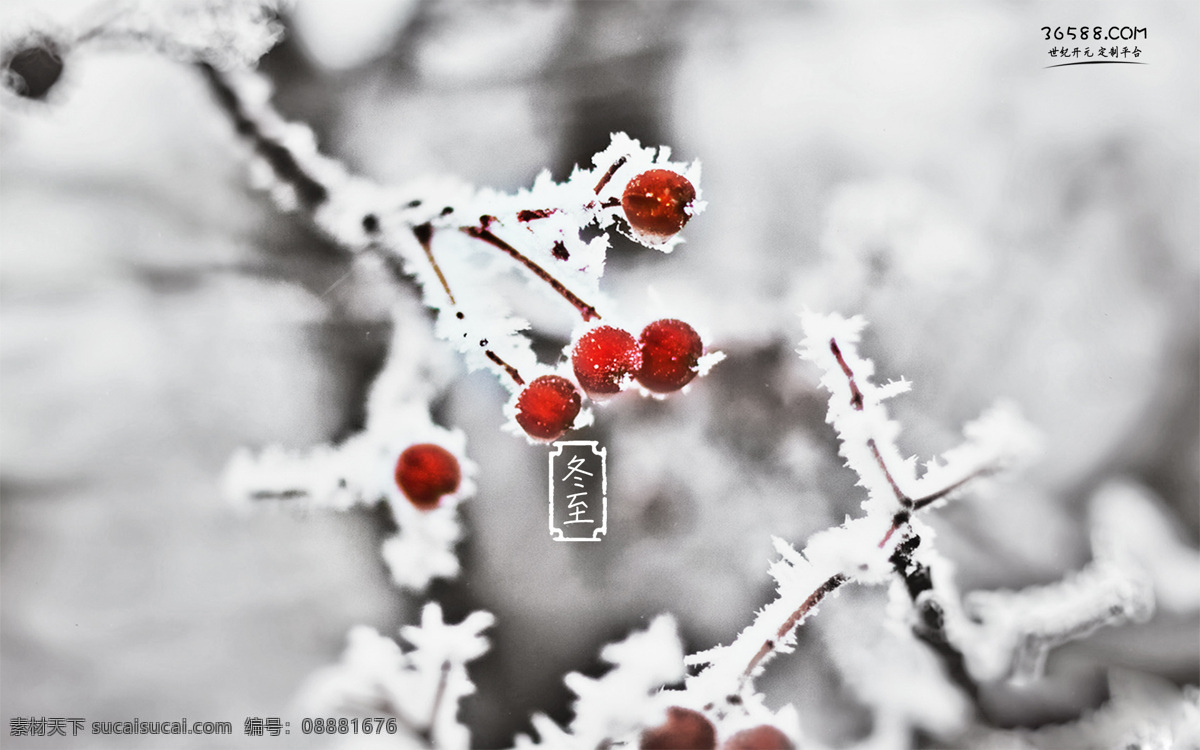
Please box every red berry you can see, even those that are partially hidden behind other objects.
[636,319,704,393]
[515,375,581,441]
[641,707,716,750]
[572,326,642,397]
[722,725,795,750]
[622,169,697,239]
[395,444,461,511]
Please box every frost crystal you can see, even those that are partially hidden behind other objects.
[1089,479,1200,614]
[223,305,475,591]
[961,480,1167,684]
[299,603,494,750]
[669,312,1043,746]
[514,614,686,749]
[984,671,1200,750]
[71,0,285,69]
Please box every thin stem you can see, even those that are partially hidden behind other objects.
[867,438,912,507]
[413,223,456,305]
[462,225,600,321]
[593,155,628,195]
[739,573,847,687]
[877,510,911,549]
[829,339,864,411]
[485,349,525,387]
[248,489,308,501]
[888,535,985,719]
[416,660,452,748]
[911,466,996,511]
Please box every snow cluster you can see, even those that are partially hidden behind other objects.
[514,615,687,749]
[223,304,475,591]
[299,602,494,750]
[37,0,287,70]
[958,477,1198,686]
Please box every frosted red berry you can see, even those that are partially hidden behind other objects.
[515,375,581,441]
[395,444,461,511]
[622,169,696,239]
[722,725,795,750]
[636,319,704,393]
[572,325,642,397]
[641,707,716,750]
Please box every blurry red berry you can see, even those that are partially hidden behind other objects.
[622,169,696,239]
[395,444,461,511]
[722,725,795,750]
[515,375,581,441]
[636,319,704,393]
[641,707,716,750]
[572,325,641,397]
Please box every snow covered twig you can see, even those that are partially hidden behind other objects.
[299,603,494,750]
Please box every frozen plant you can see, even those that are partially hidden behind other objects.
[283,312,1186,750]
[588,312,1165,749]
[2,0,721,594]
[511,614,687,750]
[222,302,477,591]
[299,603,495,750]
[3,4,1195,750]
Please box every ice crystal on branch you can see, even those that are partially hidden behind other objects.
[514,615,687,749]
[223,306,476,591]
[72,0,286,69]
[201,62,712,440]
[960,480,1174,685]
[300,603,494,750]
[669,312,1042,746]
[2,0,283,101]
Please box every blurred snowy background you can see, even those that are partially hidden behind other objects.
[1,1,1197,748]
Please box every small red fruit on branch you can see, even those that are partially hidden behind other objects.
[515,375,582,441]
[572,326,642,397]
[636,319,705,393]
[395,444,462,511]
[640,707,717,750]
[622,169,697,239]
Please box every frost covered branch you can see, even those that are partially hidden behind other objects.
[4,0,718,447]
[659,313,1171,748]
[2,0,283,99]
[640,312,1044,745]
[222,303,474,591]
[197,62,713,430]
[718,314,1037,687]
[299,603,494,750]
[514,615,687,749]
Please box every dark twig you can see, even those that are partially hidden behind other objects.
[416,660,452,748]
[889,535,984,715]
[462,224,600,321]
[199,63,329,209]
[868,437,912,506]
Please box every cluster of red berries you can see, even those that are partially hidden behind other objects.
[640,707,794,750]
[513,318,705,442]
[394,443,461,511]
